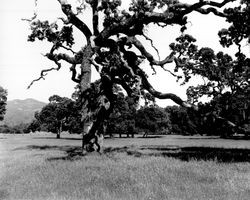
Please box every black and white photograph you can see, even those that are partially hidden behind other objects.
[0,0,250,199]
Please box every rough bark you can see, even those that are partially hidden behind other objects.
[78,45,96,153]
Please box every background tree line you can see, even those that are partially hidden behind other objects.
[1,88,248,138]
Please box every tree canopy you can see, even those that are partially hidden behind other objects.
[33,95,81,138]
[25,0,250,152]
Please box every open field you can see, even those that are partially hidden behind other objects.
[1,133,250,200]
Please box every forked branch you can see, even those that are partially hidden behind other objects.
[57,0,93,43]
[28,43,82,88]
[128,37,176,67]
[137,69,194,108]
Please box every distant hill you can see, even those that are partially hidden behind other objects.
[2,98,46,126]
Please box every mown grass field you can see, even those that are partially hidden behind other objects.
[1,133,250,200]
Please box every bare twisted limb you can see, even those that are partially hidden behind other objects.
[126,36,177,76]
[21,13,37,22]
[136,68,195,109]
[178,0,235,16]
[128,37,176,66]
[142,32,160,61]
[21,0,38,22]
[27,54,62,89]
[27,66,61,89]
[27,45,82,88]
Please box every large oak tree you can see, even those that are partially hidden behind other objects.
[25,0,249,152]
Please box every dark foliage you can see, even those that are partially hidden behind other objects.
[26,95,82,136]
[0,123,30,134]
[136,105,171,134]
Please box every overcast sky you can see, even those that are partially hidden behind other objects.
[0,0,249,106]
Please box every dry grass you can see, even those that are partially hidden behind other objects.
[1,133,250,200]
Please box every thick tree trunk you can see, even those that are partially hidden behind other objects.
[82,121,93,152]
[56,121,62,139]
[56,127,61,138]
[79,45,109,153]
[82,117,106,153]
[79,45,94,153]
[79,42,115,153]
[56,132,61,139]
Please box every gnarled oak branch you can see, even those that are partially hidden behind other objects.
[137,69,193,108]
[58,0,92,43]
[128,37,176,67]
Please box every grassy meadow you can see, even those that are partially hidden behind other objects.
[1,133,250,200]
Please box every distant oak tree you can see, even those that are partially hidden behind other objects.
[24,0,249,152]
[36,95,79,138]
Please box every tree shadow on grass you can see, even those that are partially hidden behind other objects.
[175,135,250,140]
[136,135,164,139]
[34,137,82,140]
[47,146,84,161]
[14,145,83,161]
[103,145,250,163]
[14,144,250,163]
